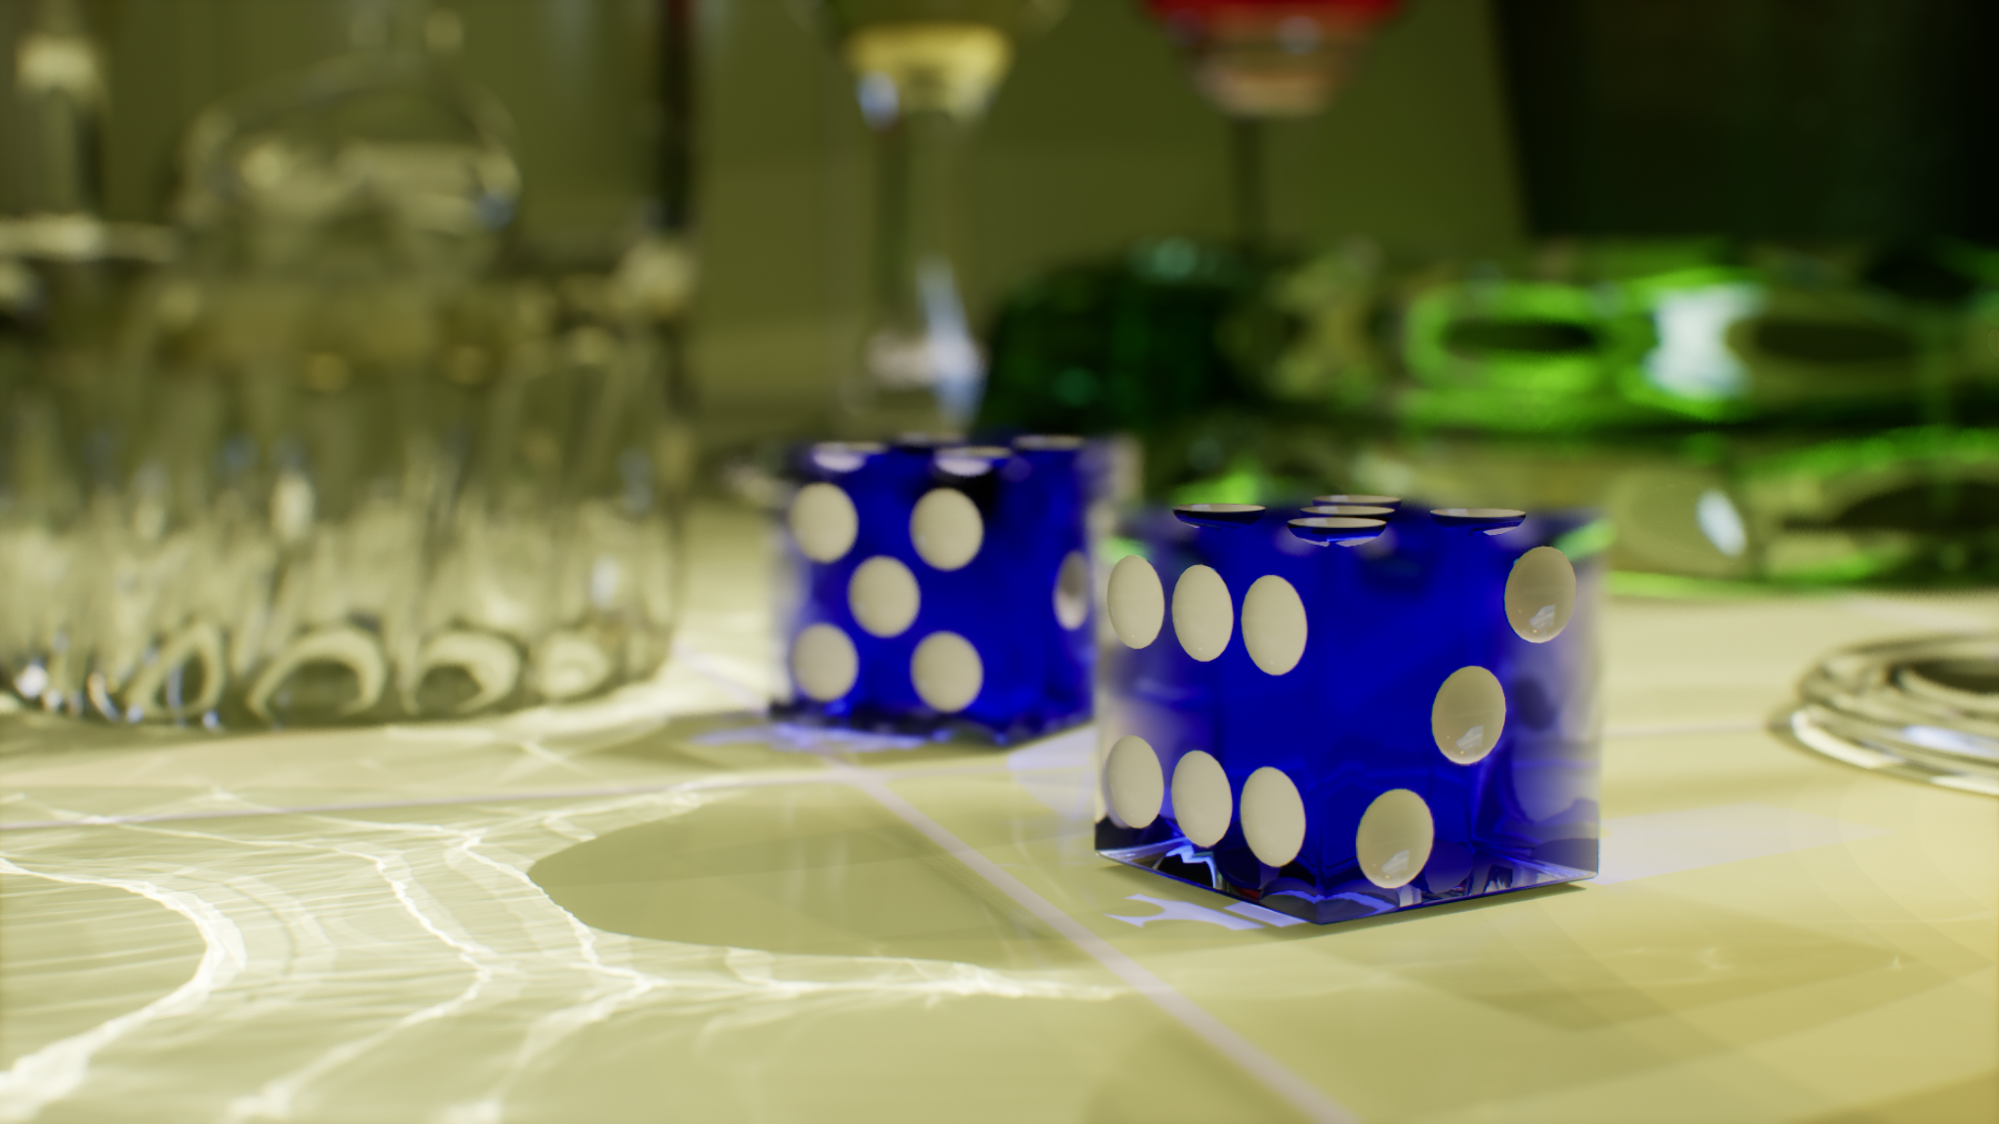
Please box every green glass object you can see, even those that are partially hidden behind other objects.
[982,234,1999,588]
[982,235,1998,441]
[1398,276,1663,434]
[978,238,1374,497]
[980,239,1273,436]
[1355,424,1999,587]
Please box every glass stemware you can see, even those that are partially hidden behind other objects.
[815,0,1066,437]
[1144,0,1401,248]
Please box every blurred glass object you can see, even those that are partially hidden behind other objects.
[14,0,101,220]
[812,0,1066,438]
[0,0,176,343]
[1357,427,1999,586]
[1145,0,1401,118]
[174,1,519,273]
[1359,241,1999,585]
[1787,636,1999,796]
[1395,241,1995,434]
[1142,0,1401,247]
[979,237,1344,496]
[0,1,685,728]
[980,234,1999,586]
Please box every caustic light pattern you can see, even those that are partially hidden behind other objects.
[775,436,1095,742]
[1097,498,1601,924]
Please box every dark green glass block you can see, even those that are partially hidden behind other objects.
[979,239,1280,437]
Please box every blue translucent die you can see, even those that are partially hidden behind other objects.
[1096,500,1601,924]
[774,437,1096,742]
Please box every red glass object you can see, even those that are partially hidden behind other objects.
[1144,0,1403,117]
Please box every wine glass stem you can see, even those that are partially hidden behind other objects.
[875,106,964,330]
[853,104,980,433]
[1229,116,1267,251]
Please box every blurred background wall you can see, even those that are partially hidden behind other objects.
[1498,0,1999,240]
[700,0,1519,450]
[2,0,1523,455]
[19,1,1989,472]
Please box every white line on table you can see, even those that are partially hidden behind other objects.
[0,859,249,1120]
[835,761,1357,1125]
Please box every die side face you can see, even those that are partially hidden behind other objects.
[775,438,1096,742]
[1097,503,1600,924]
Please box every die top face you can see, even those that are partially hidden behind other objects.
[1300,504,1396,518]
[1314,494,1402,508]
[1097,500,1599,923]
[1173,503,1267,528]
[1286,516,1387,544]
[776,437,1096,741]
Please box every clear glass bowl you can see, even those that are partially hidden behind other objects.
[1785,634,1999,796]
[0,266,681,730]
[0,28,681,730]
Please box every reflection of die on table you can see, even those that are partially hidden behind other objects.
[775,437,1097,742]
[1097,498,1602,924]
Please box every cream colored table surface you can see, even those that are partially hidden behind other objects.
[2,505,1994,1123]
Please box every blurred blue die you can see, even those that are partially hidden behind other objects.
[1096,498,1602,924]
[776,436,1096,742]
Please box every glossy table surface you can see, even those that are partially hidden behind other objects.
[2,505,1994,1123]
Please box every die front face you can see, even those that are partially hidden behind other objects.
[1096,501,1600,924]
[776,437,1095,742]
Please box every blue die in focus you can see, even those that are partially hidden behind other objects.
[775,437,1095,742]
[1096,498,1601,924]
